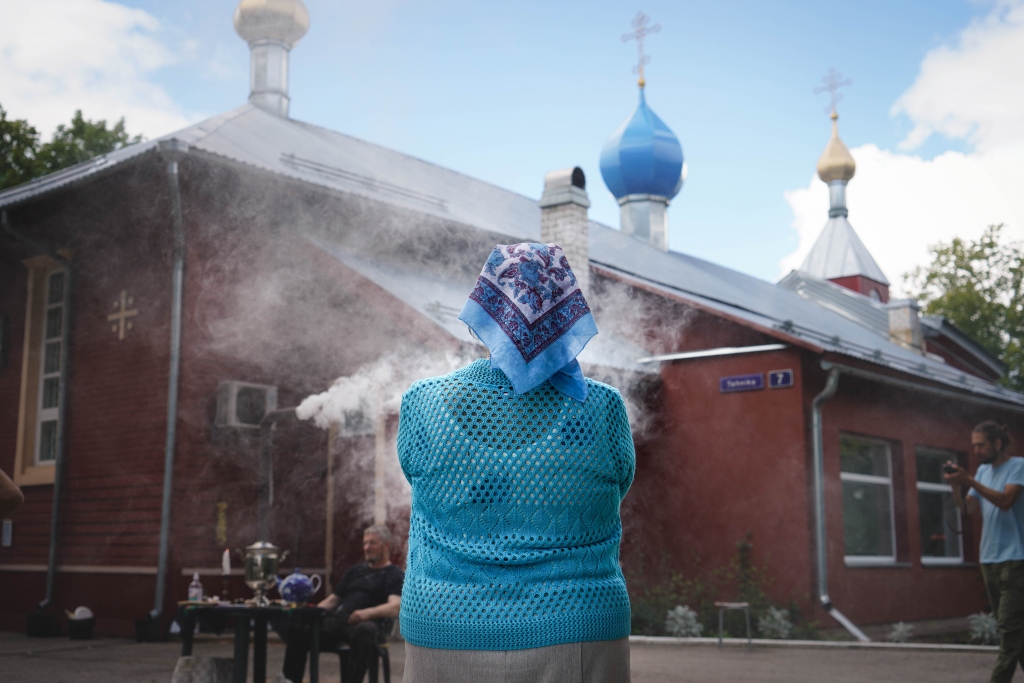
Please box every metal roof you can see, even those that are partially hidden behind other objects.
[777,270,889,337]
[800,214,890,285]
[921,315,1006,378]
[1,103,1020,407]
[304,233,654,375]
[0,105,542,241]
[587,222,1024,407]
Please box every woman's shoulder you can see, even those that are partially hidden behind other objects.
[582,377,625,403]
[403,360,486,403]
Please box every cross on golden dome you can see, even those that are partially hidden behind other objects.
[815,67,852,116]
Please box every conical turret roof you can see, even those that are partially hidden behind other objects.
[800,215,889,285]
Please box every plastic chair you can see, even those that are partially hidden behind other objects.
[325,619,394,683]
[714,601,752,650]
[329,642,390,683]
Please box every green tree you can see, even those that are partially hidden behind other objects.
[34,110,142,176]
[0,104,143,190]
[0,105,40,190]
[906,224,1024,390]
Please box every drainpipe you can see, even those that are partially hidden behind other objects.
[2,211,73,611]
[258,408,297,540]
[811,366,870,642]
[151,140,189,619]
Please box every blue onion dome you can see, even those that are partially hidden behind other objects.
[600,88,684,200]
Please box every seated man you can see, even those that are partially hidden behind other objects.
[282,525,403,683]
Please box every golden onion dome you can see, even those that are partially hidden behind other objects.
[816,112,856,183]
[233,0,310,46]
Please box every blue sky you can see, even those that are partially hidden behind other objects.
[3,0,1023,288]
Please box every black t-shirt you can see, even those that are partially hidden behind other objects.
[332,563,404,621]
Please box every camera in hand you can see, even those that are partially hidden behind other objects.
[942,463,959,475]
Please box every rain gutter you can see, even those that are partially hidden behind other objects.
[811,366,870,642]
[821,360,1024,414]
[151,140,189,619]
[2,211,73,611]
[637,343,786,364]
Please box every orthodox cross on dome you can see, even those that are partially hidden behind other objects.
[107,289,138,341]
[815,67,852,116]
[622,11,660,88]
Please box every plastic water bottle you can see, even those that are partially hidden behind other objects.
[188,573,204,602]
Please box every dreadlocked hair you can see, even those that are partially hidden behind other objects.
[974,420,1012,451]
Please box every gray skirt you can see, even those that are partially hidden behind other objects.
[403,638,630,683]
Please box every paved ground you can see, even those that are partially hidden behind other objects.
[0,631,998,682]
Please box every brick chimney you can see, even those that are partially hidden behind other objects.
[888,299,924,353]
[539,167,590,294]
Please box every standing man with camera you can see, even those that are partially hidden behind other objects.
[947,421,1024,683]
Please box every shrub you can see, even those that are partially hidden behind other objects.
[968,612,998,645]
[887,622,914,643]
[665,605,704,637]
[757,606,793,639]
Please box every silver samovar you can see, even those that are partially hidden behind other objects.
[243,541,288,606]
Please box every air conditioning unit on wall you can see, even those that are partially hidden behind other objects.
[216,381,278,429]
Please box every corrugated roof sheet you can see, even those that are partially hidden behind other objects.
[0,105,542,240]
[921,315,1006,378]
[777,270,889,337]
[304,233,654,374]
[587,222,1024,407]
[2,103,1020,406]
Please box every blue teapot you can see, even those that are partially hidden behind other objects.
[278,568,323,604]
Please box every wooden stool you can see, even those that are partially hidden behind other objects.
[714,601,752,650]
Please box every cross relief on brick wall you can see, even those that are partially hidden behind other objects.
[107,289,139,341]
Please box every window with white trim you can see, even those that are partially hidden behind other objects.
[35,270,64,464]
[13,255,69,486]
[916,447,963,564]
[840,435,896,564]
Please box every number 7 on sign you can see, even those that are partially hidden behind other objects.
[769,370,793,389]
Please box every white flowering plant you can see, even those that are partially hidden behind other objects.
[665,605,704,637]
[887,622,914,643]
[757,606,793,639]
[968,612,998,645]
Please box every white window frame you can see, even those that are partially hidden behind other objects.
[841,436,898,566]
[34,269,64,466]
[916,447,964,565]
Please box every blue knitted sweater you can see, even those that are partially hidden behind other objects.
[397,359,635,650]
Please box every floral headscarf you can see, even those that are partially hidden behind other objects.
[458,243,597,400]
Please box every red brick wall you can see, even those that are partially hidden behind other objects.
[805,359,1021,624]
[830,275,890,303]
[621,343,813,613]
[0,156,456,630]
[618,296,1006,628]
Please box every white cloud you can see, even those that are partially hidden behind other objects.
[782,1,1024,296]
[892,1,1024,152]
[0,0,195,139]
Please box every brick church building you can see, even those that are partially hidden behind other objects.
[1,0,1021,639]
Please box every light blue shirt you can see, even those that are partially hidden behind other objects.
[970,457,1024,563]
